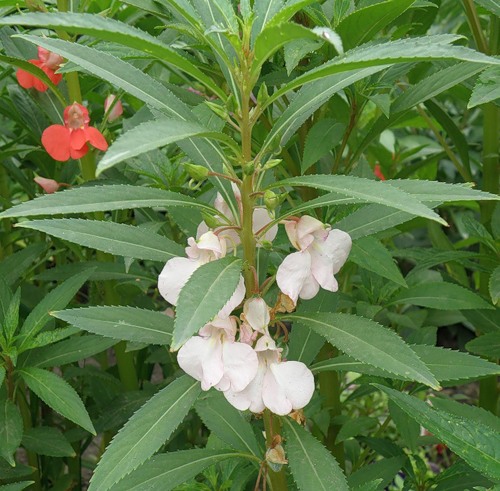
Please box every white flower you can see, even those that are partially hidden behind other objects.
[239,297,270,344]
[276,216,352,304]
[177,317,258,392]
[224,335,314,416]
[158,230,245,318]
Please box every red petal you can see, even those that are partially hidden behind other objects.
[70,143,89,160]
[16,69,36,89]
[49,71,63,86]
[84,127,108,151]
[70,128,87,150]
[41,125,71,161]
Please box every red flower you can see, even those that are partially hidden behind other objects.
[374,164,386,181]
[41,103,108,161]
[16,47,64,92]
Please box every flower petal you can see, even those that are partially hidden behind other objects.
[70,143,89,160]
[224,360,266,413]
[296,215,326,250]
[158,257,200,306]
[276,251,312,304]
[217,341,258,392]
[84,126,108,151]
[243,297,270,333]
[34,176,60,194]
[16,68,37,89]
[253,208,277,245]
[41,125,71,161]
[218,275,245,318]
[70,128,87,150]
[264,361,314,415]
[322,229,352,274]
[299,273,320,300]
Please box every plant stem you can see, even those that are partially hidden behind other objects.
[462,0,489,54]
[263,410,288,490]
[0,163,12,259]
[318,345,345,468]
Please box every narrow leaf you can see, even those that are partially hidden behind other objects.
[466,331,500,358]
[52,306,173,346]
[173,257,242,350]
[20,367,95,434]
[88,376,201,491]
[22,427,75,457]
[0,398,23,466]
[17,219,183,262]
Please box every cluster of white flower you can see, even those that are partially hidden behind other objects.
[158,188,352,416]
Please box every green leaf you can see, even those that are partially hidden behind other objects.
[0,398,23,466]
[336,0,417,50]
[348,456,407,490]
[283,418,348,491]
[412,345,500,384]
[389,400,420,451]
[0,185,218,218]
[473,0,500,16]
[195,390,261,456]
[18,269,93,350]
[22,427,75,457]
[269,175,446,225]
[302,120,345,173]
[350,237,407,287]
[19,367,95,434]
[466,331,500,358]
[266,0,318,27]
[0,277,12,329]
[0,483,35,491]
[52,306,173,346]
[285,312,440,388]
[0,243,47,286]
[172,257,242,350]
[17,219,183,262]
[389,282,494,310]
[1,13,225,99]
[268,35,499,102]
[3,288,20,343]
[25,335,116,368]
[97,119,235,175]
[377,385,500,481]
[88,376,201,491]
[110,449,244,491]
[253,0,283,35]
[336,417,378,443]
[490,266,500,305]
[432,460,494,491]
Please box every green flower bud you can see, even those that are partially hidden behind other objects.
[242,161,255,176]
[184,163,209,181]
[205,101,228,120]
[263,159,282,170]
[264,190,279,211]
[201,212,221,229]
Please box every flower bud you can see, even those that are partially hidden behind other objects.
[263,158,282,170]
[264,190,279,211]
[184,163,209,181]
[201,212,221,229]
[205,101,228,120]
[104,94,124,122]
[266,444,288,472]
[257,82,269,107]
[242,161,255,176]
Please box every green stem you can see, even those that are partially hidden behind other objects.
[318,345,345,468]
[462,0,489,54]
[0,163,12,259]
[263,410,288,491]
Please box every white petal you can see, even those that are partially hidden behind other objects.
[298,272,320,300]
[158,257,200,305]
[284,220,299,249]
[177,336,224,391]
[296,215,326,250]
[276,251,312,304]
[309,248,338,293]
[321,229,352,274]
[197,231,225,255]
[218,276,245,318]
[243,297,270,333]
[224,361,266,413]
[253,208,278,244]
[264,361,315,415]
[218,341,258,392]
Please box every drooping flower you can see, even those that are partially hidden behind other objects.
[16,47,63,92]
[104,94,124,122]
[224,334,314,415]
[41,103,108,161]
[276,215,352,304]
[158,230,245,317]
[177,316,258,392]
[33,176,67,194]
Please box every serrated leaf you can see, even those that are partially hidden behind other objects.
[22,427,75,457]
[432,460,494,491]
[17,219,183,262]
[88,376,200,491]
[376,385,500,481]
[19,367,95,434]
[110,449,243,491]
[24,335,116,368]
[336,417,378,443]
[52,306,173,345]
[489,266,500,305]
[1,12,224,99]
[350,237,407,287]
[195,390,260,456]
[283,418,348,491]
[473,0,500,15]
[285,312,439,388]
[97,119,235,175]
[269,175,445,225]
[0,398,23,466]
[466,332,500,358]
[390,282,494,310]
[469,66,500,108]
[0,185,218,218]
[302,120,345,172]
[0,482,35,491]
[172,257,242,350]
[348,456,407,490]
[336,0,417,50]
[0,243,47,286]
[18,269,92,351]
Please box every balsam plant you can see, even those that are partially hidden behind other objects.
[0,0,499,490]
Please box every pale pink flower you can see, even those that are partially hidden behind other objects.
[224,335,314,415]
[177,316,258,392]
[158,231,245,317]
[276,216,352,304]
[34,176,65,194]
[239,297,270,344]
[104,94,123,122]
